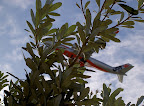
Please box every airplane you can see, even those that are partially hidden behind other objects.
[44,41,134,83]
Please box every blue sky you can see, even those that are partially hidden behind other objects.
[0,0,144,105]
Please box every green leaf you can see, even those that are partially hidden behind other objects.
[121,25,134,28]
[49,2,62,12]
[31,9,36,27]
[46,0,54,4]
[120,12,124,22]
[104,0,115,9]
[62,37,75,43]
[103,34,121,42]
[101,19,112,26]
[48,12,60,16]
[119,4,138,15]
[95,0,100,8]
[136,96,144,106]
[85,1,90,9]
[61,67,74,88]
[41,62,55,79]
[26,43,35,58]
[121,21,135,25]
[114,97,125,106]
[78,87,90,100]
[86,9,91,35]
[92,12,101,30]
[46,28,57,35]
[66,25,76,35]
[26,21,35,35]
[138,0,144,9]
[25,58,37,71]
[77,22,86,44]
[90,26,107,39]
[76,35,80,45]
[36,0,41,11]
[54,94,62,106]
[109,88,123,103]
[41,4,50,18]
[134,19,144,22]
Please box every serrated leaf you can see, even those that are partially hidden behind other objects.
[136,96,144,106]
[49,2,62,12]
[119,4,138,15]
[85,1,90,9]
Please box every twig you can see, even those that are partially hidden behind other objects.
[100,0,107,13]
[102,0,116,21]
[80,0,86,20]
[111,3,144,29]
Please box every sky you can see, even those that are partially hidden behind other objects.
[0,0,144,105]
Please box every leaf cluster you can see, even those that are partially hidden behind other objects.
[3,0,144,106]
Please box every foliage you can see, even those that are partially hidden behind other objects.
[3,0,144,106]
[0,71,9,104]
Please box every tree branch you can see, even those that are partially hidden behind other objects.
[80,0,86,20]
[100,0,107,13]
[102,0,116,21]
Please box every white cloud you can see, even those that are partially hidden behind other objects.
[0,64,13,73]
[3,0,34,9]
[0,5,3,12]
[85,29,144,104]
[10,36,29,45]
[0,64,12,105]
[5,48,23,62]
[0,16,22,37]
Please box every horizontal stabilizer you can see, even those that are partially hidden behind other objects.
[114,63,134,82]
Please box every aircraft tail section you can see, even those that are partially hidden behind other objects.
[113,63,134,82]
